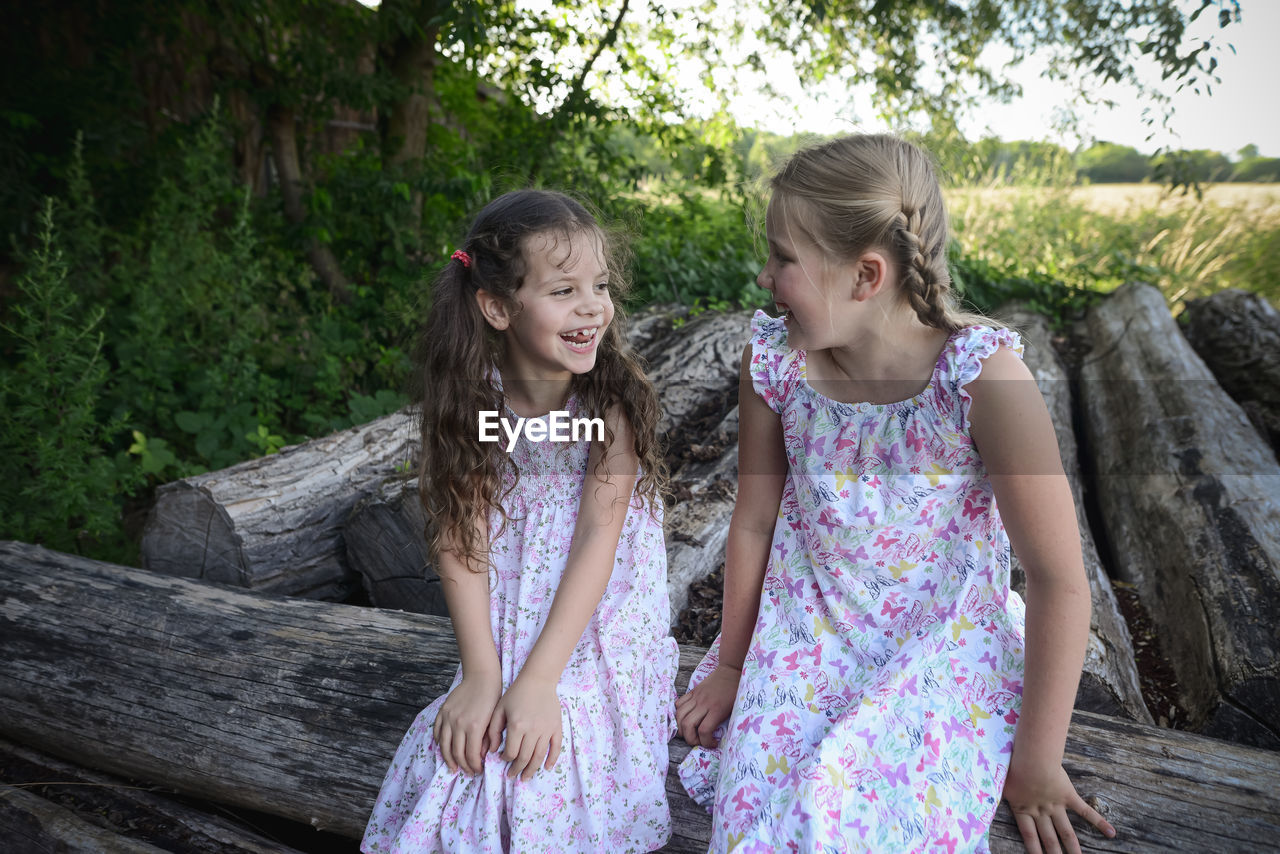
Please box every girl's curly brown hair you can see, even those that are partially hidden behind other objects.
[413,189,668,567]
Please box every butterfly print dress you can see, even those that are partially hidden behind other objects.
[363,384,679,853]
[678,311,1028,853]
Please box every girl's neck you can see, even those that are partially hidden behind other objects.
[808,311,951,405]
[497,360,573,418]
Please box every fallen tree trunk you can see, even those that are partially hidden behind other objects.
[347,309,750,615]
[1001,306,1151,723]
[140,408,418,600]
[1079,282,1280,748]
[1181,287,1280,453]
[0,784,172,854]
[3,541,1279,853]
[0,739,308,854]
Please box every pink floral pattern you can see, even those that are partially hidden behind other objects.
[363,389,678,853]
[678,311,1027,853]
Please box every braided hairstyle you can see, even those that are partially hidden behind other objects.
[769,134,991,333]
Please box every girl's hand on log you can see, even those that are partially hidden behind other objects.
[1003,760,1116,854]
[433,671,501,776]
[486,675,563,782]
[675,663,741,748]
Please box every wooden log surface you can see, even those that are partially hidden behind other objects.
[140,408,418,600]
[1001,306,1151,723]
[346,308,749,617]
[4,542,1280,853]
[0,739,308,854]
[1080,282,1280,748]
[0,783,173,854]
[1181,287,1280,452]
[664,406,739,623]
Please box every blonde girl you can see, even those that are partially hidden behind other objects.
[364,190,676,853]
[674,136,1117,854]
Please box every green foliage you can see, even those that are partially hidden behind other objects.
[0,200,138,556]
[624,189,768,310]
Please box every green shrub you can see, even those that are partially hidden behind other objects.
[0,200,137,556]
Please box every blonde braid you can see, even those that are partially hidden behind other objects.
[894,205,953,332]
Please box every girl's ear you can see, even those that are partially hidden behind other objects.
[475,289,510,330]
[851,250,890,302]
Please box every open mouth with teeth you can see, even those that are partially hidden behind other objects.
[559,326,599,352]
[775,304,792,320]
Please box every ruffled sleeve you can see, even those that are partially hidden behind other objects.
[940,325,1025,430]
[748,310,801,414]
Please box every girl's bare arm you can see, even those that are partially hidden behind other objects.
[433,514,502,775]
[968,346,1116,853]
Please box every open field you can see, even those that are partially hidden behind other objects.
[947,182,1280,216]
[944,183,1280,309]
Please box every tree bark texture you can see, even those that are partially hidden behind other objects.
[3,542,1279,853]
[1181,287,1280,453]
[1000,306,1151,723]
[0,739,308,854]
[140,409,418,600]
[1080,282,1280,748]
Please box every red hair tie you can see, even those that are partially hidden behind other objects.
[451,249,472,268]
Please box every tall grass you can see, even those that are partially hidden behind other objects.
[946,183,1280,313]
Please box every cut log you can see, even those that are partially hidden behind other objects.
[0,739,309,854]
[4,541,1280,853]
[346,309,751,616]
[1181,288,1280,453]
[1000,306,1151,723]
[140,408,418,600]
[1079,282,1280,748]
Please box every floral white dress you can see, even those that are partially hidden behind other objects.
[363,388,678,853]
[678,311,1028,853]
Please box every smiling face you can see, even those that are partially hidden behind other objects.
[498,228,613,382]
[757,196,852,351]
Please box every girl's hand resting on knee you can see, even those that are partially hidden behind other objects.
[675,663,742,748]
[434,671,502,776]
[486,675,563,782]
[1003,759,1116,854]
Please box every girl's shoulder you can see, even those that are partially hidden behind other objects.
[934,324,1025,428]
[747,309,803,414]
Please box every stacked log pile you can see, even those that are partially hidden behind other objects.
[1080,283,1280,748]
[3,542,1279,853]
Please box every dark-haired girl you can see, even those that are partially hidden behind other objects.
[363,190,676,853]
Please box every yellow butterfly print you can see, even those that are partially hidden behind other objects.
[766,754,791,775]
[969,703,992,726]
[834,468,857,491]
[925,463,952,487]
[951,614,976,642]
[814,615,835,638]
[890,559,917,580]
[925,784,943,815]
